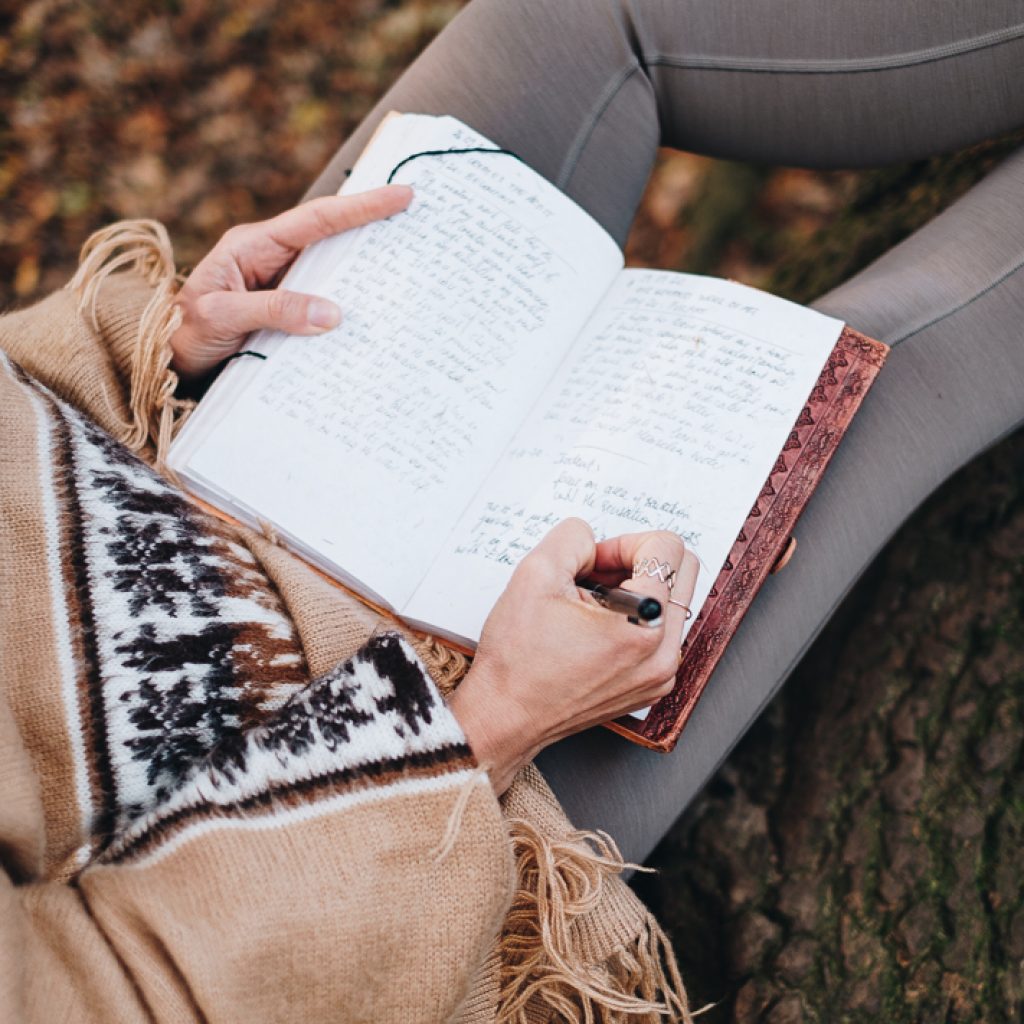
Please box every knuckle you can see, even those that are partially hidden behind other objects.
[649,651,680,682]
[652,676,677,700]
[191,291,218,327]
[511,553,546,588]
[628,626,662,658]
[220,223,249,249]
[346,192,373,222]
[310,199,337,237]
[265,289,297,322]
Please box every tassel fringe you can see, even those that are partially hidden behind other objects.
[497,818,694,1023]
[431,769,490,863]
[68,219,191,467]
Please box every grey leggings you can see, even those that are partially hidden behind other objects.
[306,0,1024,864]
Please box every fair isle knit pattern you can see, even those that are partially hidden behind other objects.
[2,351,473,864]
[102,634,476,866]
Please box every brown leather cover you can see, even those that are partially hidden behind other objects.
[606,326,889,752]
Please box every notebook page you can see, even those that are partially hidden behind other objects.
[173,114,623,609]
[404,270,842,645]
[170,115,444,473]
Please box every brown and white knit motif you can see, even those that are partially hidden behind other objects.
[7,353,472,864]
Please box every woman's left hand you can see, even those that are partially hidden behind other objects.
[169,185,413,381]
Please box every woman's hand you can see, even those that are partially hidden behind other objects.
[448,518,699,794]
[169,185,413,381]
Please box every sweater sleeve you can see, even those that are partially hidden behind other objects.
[2,633,510,1024]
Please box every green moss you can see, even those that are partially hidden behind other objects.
[767,130,1024,304]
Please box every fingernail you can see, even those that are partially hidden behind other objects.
[308,299,341,330]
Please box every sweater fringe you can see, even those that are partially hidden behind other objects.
[68,219,190,468]
[497,817,694,1023]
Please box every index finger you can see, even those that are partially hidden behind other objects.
[592,530,685,583]
[518,517,597,589]
[264,187,414,252]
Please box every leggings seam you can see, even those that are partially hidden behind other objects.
[644,22,1024,75]
[891,254,1024,346]
[556,62,642,190]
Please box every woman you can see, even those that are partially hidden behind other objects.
[2,1,1022,1021]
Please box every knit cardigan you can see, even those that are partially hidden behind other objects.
[0,222,692,1024]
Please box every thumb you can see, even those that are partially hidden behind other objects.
[193,288,342,342]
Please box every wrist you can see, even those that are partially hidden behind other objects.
[447,670,539,796]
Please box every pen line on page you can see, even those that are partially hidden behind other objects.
[570,444,650,466]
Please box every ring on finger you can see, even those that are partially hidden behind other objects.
[632,557,677,590]
[667,597,693,620]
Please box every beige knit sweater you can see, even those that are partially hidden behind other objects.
[0,222,691,1023]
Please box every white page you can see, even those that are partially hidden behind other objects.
[173,115,623,609]
[405,269,843,645]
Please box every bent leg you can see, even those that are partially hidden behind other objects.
[306,0,1024,243]
[305,0,661,243]
[536,147,1024,864]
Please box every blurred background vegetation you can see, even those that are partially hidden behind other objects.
[2,2,1021,1020]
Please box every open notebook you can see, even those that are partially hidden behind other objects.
[170,113,887,750]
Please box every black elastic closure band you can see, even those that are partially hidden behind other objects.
[386,146,524,184]
[224,350,268,364]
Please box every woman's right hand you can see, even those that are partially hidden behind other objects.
[448,518,699,794]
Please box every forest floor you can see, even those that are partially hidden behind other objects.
[3,2,1022,1020]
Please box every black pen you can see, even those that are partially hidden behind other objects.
[576,579,663,627]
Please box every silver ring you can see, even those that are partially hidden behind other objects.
[667,598,692,620]
[632,557,677,590]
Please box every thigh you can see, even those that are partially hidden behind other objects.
[304,0,661,244]
[537,146,1024,865]
[306,0,1024,242]
[635,0,1024,169]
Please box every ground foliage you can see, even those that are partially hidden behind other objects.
[2,2,1022,1020]
[1,0,463,302]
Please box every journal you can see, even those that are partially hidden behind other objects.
[169,113,888,750]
